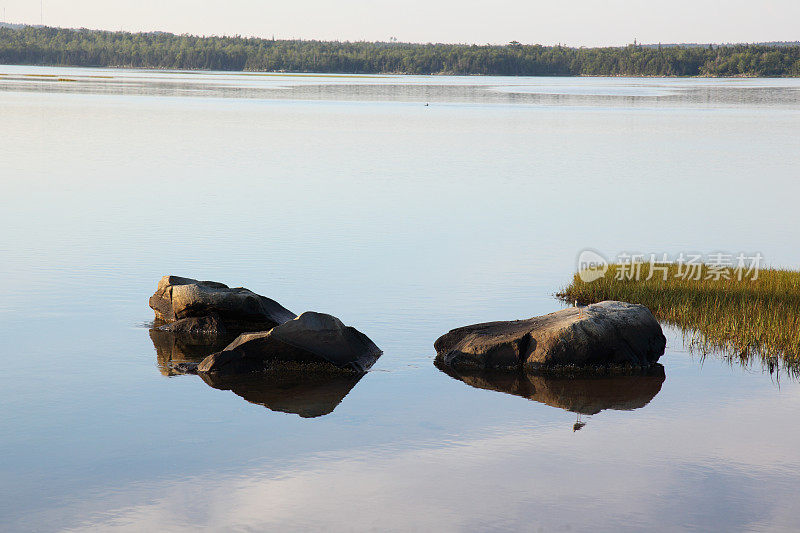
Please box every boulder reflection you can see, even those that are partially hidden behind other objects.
[199,371,363,418]
[149,327,363,417]
[436,362,665,417]
[149,328,231,376]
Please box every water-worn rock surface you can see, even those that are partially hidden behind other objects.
[149,275,296,338]
[198,311,383,374]
[435,301,666,372]
[155,314,230,341]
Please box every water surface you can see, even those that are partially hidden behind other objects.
[1,68,800,532]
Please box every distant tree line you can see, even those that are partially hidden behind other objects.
[1,26,800,77]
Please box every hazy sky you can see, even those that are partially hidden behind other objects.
[2,0,798,46]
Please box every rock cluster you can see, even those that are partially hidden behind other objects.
[148,276,382,375]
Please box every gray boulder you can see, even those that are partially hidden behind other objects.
[435,301,666,372]
[149,275,295,337]
[198,311,382,374]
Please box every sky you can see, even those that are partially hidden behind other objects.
[1,0,798,46]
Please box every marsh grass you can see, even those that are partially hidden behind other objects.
[559,263,800,376]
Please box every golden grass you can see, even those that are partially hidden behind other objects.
[559,263,800,375]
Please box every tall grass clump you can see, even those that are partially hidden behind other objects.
[559,263,800,376]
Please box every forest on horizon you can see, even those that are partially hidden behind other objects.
[1,25,800,77]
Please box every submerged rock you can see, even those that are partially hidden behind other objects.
[435,301,666,372]
[149,275,296,337]
[198,311,383,374]
[199,369,364,418]
[436,361,665,415]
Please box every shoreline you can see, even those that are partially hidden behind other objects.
[0,62,795,79]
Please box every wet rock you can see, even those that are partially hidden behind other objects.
[198,311,382,374]
[149,275,295,337]
[436,361,665,415]
[172,362,200,375]
[199,369,364,418]
[155,313,228,342]
[434,301,666,372]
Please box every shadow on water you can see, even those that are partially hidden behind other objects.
[435,361,666,419]
[149,328,364,417]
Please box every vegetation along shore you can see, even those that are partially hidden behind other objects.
[560,263,800,375]
[1,25,800,76]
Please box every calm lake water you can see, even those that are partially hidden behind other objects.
[2,67,800,532]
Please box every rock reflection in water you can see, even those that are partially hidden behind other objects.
[149,328,232,376]
[199,371,363,418]
[436,362,665,417]
[149,329,364,417]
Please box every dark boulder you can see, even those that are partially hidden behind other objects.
[198,311,382,374]
[149,275,295,337]
[435,301,666,372]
